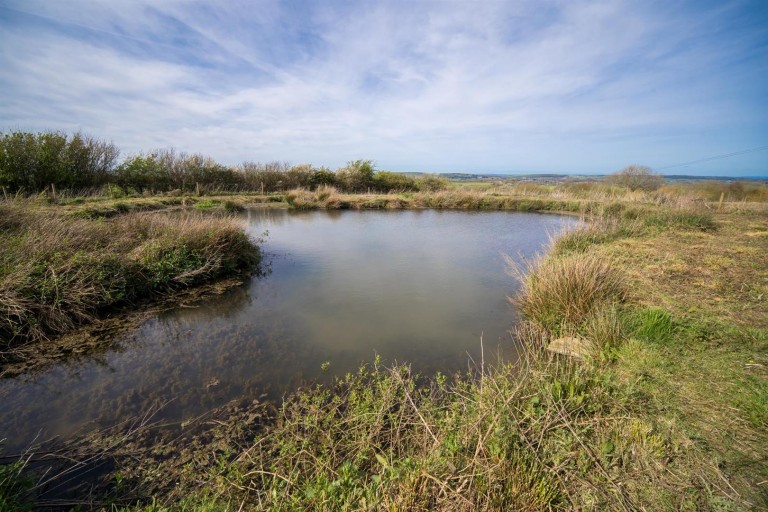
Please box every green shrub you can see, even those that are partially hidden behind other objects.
[0,130,118,192]
[372,171,417,192]
[336,160,376,192]
[414,174,449,192]
[309,168,337,189]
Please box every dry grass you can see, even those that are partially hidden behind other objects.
[283,186,590,213]
[507,252,626,335]
[598,211,768,328]
[281,180,765,218]
[662,180,768,202]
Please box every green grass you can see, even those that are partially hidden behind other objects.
[642,210,716,231]
[113,353,698,510]
[626,306,677,344]
[614,315,768,509]
[0,456,33,512]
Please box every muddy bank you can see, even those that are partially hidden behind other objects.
[1,277,248,378]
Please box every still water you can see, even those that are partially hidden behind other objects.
[0,209,576,452]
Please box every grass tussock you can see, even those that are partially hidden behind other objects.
[286,186,352,209]
[0,201,260,350]
[508,252,626,335]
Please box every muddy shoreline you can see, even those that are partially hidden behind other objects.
[1,277,249,379]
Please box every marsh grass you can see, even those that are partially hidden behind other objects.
[551,216,639,255]
[283,186,593,214]
[507,252,626,336]
[0,201,260,351]
[663,180,768,202]
[280,183,729,237]
[641,209,716,231]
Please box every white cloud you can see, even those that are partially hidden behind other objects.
[1,0,766,173]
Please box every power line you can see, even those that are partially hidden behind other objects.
[655,144,768,171]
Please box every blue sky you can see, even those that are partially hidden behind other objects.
[1,0,766,175]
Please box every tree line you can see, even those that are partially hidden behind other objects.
[0,130,448,195]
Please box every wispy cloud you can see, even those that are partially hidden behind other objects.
[1,0,766,174]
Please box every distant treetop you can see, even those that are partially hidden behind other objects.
[606,165,664,191]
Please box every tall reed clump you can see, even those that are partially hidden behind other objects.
[285,186,350,209]
[0,202,260,349]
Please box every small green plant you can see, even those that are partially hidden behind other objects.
[194,199,218,209]
[629,307,676,344]
[0,458,34,511]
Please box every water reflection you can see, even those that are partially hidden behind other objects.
[0,209,577,452]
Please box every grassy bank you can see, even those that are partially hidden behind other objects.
[284,185,592,213]
[128,196,761,510]
[2,185,766,510]
[0,200,261,364]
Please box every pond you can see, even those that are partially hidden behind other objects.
[0,209,577,452]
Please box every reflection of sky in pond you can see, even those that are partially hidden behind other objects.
[0,209,579,452]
